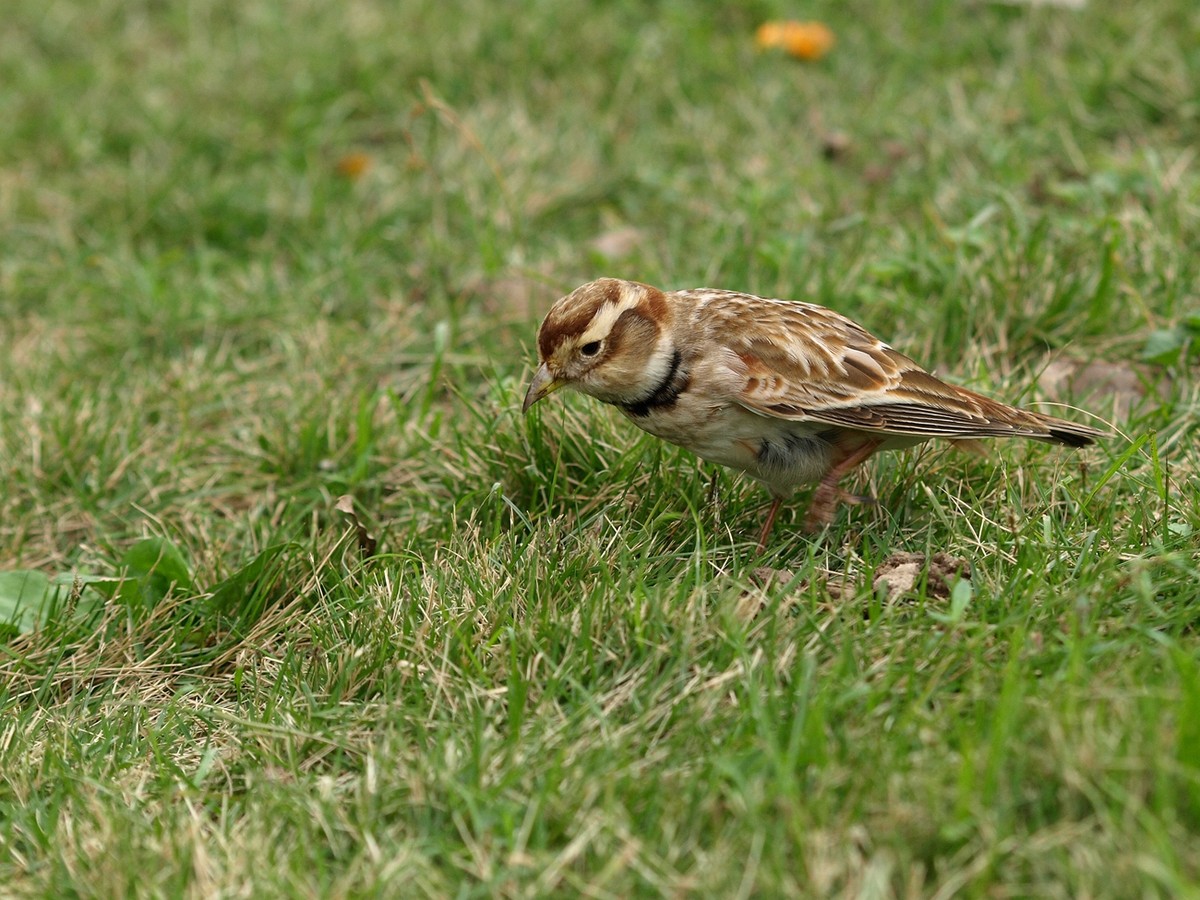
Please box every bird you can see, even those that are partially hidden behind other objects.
[522,278,1104,549]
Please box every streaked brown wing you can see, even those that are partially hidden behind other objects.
[704,292,1076,441]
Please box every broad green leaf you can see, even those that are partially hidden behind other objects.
[119,538,193,609]
[203,542,300,633]
[1141,327,1187,365]
[0,571,57,635]
[0,571,104,637]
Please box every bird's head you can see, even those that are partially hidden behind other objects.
[522,278,677,412]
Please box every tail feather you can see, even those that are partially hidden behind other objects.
[967,387,1106,447]
[1032,414,1105,448]
[1047,427,1097,448]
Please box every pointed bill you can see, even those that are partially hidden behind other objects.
[522,363,564,413]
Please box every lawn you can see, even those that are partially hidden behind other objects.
[2,0,1198,895]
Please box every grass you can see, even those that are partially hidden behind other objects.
[2,0,1199,895]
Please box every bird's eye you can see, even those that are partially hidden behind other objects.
[580,341,602,357]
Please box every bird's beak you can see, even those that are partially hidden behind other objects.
[522,362,564,413]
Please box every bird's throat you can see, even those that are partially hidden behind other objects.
[619,349,689,418]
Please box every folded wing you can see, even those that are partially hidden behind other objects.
[704,294,1102,446]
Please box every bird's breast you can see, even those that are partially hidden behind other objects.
[618,396,834,493]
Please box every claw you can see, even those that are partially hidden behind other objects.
[839,490,877,507]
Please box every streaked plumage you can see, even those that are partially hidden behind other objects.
[523,278,1104,547]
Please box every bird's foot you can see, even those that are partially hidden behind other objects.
[802,488,876,533]
[839,490,877,507]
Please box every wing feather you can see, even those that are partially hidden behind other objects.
[691,290,1101,444]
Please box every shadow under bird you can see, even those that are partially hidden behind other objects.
[522,278,1105,549]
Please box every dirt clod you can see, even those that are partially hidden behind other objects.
[873,552,971,602]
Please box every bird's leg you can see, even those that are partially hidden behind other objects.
[756,497,783,553]
[803,439,882,533]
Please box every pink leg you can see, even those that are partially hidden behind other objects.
[802,440,882,533]
[756,497,783,552]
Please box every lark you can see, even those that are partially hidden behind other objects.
[523,278,1103,548]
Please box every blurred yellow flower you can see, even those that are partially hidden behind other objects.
[755,20,835,61]
[335,152,373,180]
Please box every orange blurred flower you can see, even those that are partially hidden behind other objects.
[755,20,835,61]
[335,152,373,180]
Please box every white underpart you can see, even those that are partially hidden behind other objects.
[634,332,677,396]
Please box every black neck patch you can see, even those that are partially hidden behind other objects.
[619,349,689,418]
